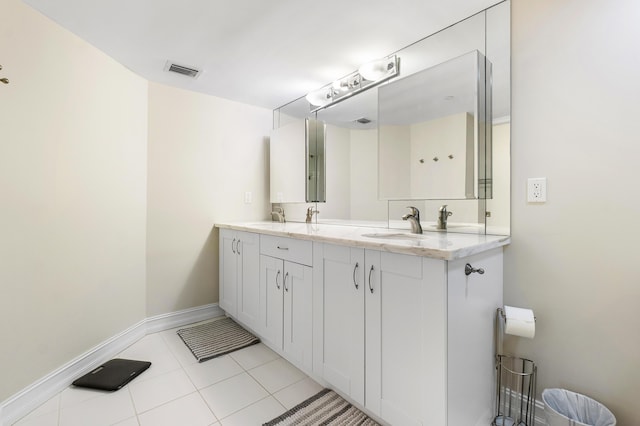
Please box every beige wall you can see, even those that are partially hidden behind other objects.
[146,83,272,316]
[486,122,510,233]
[508,0,640,423]
[0,0,148,401]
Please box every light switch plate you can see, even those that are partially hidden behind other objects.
[527,178,547,202]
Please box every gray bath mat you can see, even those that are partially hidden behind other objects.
[263,388,380,426]
[177,317,259,362]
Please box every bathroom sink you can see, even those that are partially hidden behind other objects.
[361,232,428,241]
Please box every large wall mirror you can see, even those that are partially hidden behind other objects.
[271,0,510,235]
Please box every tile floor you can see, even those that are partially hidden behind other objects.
[14,319,324,426]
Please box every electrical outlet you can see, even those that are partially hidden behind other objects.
[244,191,252,204]
[527,178,547,202]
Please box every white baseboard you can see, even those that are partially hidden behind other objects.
[0,304,222,426]
[535,398,547,426]
[493,396,547,426]
[145,303,223,334]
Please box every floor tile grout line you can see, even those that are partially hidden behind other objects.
[126,386,141,426]
[56,391,61,426]
[213,394,285,423]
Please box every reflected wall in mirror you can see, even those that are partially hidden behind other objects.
[270,1,510,235]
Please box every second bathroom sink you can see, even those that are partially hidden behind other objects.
[361,232,429,241]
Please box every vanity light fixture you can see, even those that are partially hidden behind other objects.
[306,55,399,111]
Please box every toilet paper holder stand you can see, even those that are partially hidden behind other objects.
[493,308,537,426]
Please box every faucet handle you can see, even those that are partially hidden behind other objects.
[438,205,452,217]
[406,206,420,215]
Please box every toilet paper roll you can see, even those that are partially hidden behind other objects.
[503,305,536,339]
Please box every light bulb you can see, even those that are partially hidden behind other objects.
[359,57,396,81]
[306,87,332,107]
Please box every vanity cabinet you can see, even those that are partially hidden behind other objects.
[259,235,313,371]
[313,241,502,426]
[218,223,506,426]
[218,229,259,326]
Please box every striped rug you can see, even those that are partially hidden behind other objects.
[264,388,381,426]
[177,317,260,362]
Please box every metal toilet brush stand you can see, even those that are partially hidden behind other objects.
[493,308,537,426]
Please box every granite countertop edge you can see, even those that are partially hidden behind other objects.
[215,221,510,261]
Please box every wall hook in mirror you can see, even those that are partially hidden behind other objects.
[448,154,454,159]
[419,158,424,164]
[433,157,439,162]
[0,64,8,85]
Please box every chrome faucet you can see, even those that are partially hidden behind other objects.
[437,205,453,230]
[402,206,423,234]
[305,206,319,223]
[271,206,286,223]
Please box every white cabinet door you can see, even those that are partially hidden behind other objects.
[283,261,313,371]
[237,232,260,330]
[365,250,447,426]
[219,229,259,321]
[219,229,239,316]
[446,248,503,426]
[259,255,284,350]
[313,243,365,406]
[258,255,313,371]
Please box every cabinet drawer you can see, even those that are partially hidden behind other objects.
[260,234,312,266]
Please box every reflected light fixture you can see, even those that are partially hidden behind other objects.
[359,56,398,81]
[306,55,399,111]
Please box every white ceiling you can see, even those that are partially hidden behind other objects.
[24,0,503,110]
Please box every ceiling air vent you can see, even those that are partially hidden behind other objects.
[164,61,201,78]
[355,117,372,124]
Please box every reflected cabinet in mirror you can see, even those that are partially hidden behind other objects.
[270,116,326,203]
[378,51,491,201]
[270,1,510,235]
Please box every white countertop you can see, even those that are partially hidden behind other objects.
[215,221,510,260]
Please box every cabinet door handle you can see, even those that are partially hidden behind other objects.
[353,262,359,289]
[368,265,374,294]
[284,272,289,292]
[232,238,236,254]
[276,270,281,289]
[465,263,485,276]
[236,239,241,255]
[277,246,289,250]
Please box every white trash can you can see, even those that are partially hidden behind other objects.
[542,389,616,426]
